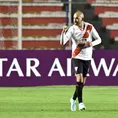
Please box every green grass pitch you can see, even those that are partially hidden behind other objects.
[0,86,118,118]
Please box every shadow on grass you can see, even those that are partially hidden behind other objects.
[86,109,118,112]
[0,108,118,112]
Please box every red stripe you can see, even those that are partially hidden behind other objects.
[83,25,92,38]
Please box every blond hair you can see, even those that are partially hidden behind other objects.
[74,10,84,18]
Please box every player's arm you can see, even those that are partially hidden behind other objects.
[60,26,72,45]
[91,26,102,46]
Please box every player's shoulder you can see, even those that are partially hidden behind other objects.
[84,22,93,27]
[67,25,76,32]
[84,22,94,31]
[69,24,76,29]
[69,25,79,30]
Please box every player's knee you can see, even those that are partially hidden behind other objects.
[76,82,84,88]
[76,73,83,81]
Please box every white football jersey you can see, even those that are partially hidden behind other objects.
[60,22,102,60]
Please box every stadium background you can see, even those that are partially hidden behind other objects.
[0,0,118,86]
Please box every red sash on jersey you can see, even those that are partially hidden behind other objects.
[72,25,92,58]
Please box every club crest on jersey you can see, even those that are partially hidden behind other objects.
[82,38,87,41]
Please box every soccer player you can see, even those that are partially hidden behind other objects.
[60,10,102,111]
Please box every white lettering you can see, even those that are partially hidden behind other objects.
[26,58,41,77]
[48,58,65,76]
[0,58,8,76]
[0,57,117,78]
[7,58,24,77]
[113,64,118,76]
[67,58,71,76]
[91,58,115,76]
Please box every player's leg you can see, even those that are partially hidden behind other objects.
[74,60,88,111]
[76,73,84,104]
[70,73,83,111]
[83,77,86,85]
[71,59,83,101]
[71,58,78,101]
[76,73,86,111]
[70,59,82,111]
[82,60,91,86]
[72,73,83,100]
[78,76,86,110]
[70,59,85,111]
[72,75,85,100]
[78,60,91,110]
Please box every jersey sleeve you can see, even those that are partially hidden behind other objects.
[60,27,73,45]
[91,25,102,46]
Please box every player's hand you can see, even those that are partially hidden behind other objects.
[77,42,92,48]
[77,43,85,47]
[62,25,68,33]
[84,42,92,47]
